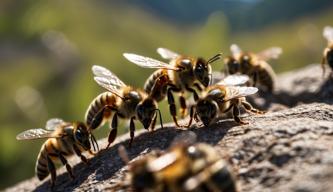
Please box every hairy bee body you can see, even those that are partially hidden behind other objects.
[194,84,263,126]
[235,53,276,92]
[323,45,333,70]
[322,26,333,74]
[129,143,236,192]
[36,126,79,180]
[85,92,116,128]
[168,56,198,90]
[124,50,221,127]
[17,120,95,187]
[88,65,160,148]
[225,45,281,93]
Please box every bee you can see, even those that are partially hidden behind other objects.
[322,26,333,75]
[123,139,237,192]
[16,118,98,187]
[123,48,222,127]
[224,44,282,93]
[85,65,163,148]
[188,75,264,127]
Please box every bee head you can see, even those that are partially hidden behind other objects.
[194,58,211,87]
[196,99,218,127]
[74,122,91,150]
[239,54,253,72]
[136,98,158,130]
[225,56,240,74]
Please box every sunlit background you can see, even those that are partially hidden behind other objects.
[1,0,333,188]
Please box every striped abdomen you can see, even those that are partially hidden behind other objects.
[257,61,276,92]
[85,92,117,128]
[35,138,74,180]
[144,69,169,102]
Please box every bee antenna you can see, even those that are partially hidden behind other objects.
[208,53,223,64]
[118,145,129,163]
[155,109,164,129]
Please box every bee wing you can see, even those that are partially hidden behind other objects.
[92,65,126,88]
[45,118,65,130]
[123,53,180,71]
[216,75,249,86]
[323,26,333,43]
[230,44,242,58]
[16,128,60,140]
[257,47,282,61]
[94,77,123,98]
[156,47,179,60]
[170,131,197,147]
[225,86,258,101]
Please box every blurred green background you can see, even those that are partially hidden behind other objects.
[1,0,332,188]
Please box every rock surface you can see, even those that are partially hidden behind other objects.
[5,64,333,192]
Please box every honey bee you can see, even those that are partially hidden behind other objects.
[123,48,222,127]
[322,26,333,75]
[16,118,98,187]
[224,44,282,93]
[85,65,163,148]
[125,140,237,192]
[188,75,264,127]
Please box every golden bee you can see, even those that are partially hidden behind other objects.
[16,118,98,187]
[120,138,237,192]
[224,44,282,93]
[322,26,333,75]
[188,75,264,127]
[85,65,163,148]
[123,48,222,127]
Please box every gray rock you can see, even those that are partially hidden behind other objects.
[5,64,333,192]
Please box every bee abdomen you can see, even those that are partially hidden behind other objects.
[35,144,50,181]
[258,64,276,92]
[85,92,116,127]
[209,163,236,192]
[144,69,168,102]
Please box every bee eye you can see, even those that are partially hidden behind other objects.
[187,146,203,159]
[75,130,83,141]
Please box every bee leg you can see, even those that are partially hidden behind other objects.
[58,153,74,180]
[179,95,187,118]
[47,156,56,188]
[129,117,136,148]
[73,144,89,164]
[90,106,113,130]
[241,101,265,114]
[322,56,326,77]
[252,72,258,87]
[185,85,199,101]
[186,105,195,128]
[232,105,248,125]
[150,113,157,131]
[107,113,118,149]
[167,86,182,127]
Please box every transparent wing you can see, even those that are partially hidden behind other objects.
[257,47,282,61]
[230,44,242,58]
[170,131,197,147]
[216,75,249,86]
[92,65,126,88]
[323,26,333,43]
[156,47,179,60]
[45,118,64,130]
[94,77,123,98]
[225,86,258,101]
[123,53,180,70]
[16,128,58,140]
